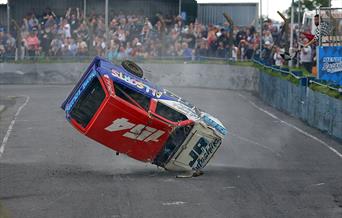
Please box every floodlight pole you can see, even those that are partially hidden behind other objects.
[83,0,86,19]
[7,0,10,32]
[289,0,294,67]
[179,0,182,15]
[296,0,301,67]
[259,0,263,59]
[105,0,109,55]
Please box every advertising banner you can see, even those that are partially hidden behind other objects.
[317,46,342,85]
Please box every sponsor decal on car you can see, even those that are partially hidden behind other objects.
[103,74,115,96]
[202,114,227,136]
[111,69,163,98]
[188,137,222,170]
[105,118,165,142]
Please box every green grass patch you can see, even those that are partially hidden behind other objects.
[253,63,301,85]
[254,62,341,100]
[0,202,10,218]
[309,83,342,100]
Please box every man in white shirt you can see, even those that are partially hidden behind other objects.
[273,46,284,66]
[300,38,312,73]
[62,19,71,39]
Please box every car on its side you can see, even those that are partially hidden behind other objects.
[61,57,227,172]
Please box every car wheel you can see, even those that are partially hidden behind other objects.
[121,60,144,78]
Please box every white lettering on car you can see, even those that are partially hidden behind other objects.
[105,118,165,142]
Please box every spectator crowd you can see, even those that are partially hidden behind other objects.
[0,7,317,73]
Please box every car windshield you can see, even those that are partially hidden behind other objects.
[153,124,193,167]
[163,89,201,117]
[155,102,188,122]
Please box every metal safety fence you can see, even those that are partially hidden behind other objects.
[253,56,342,94]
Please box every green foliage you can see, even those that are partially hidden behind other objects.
[309,83,342,100]
[254,62,341,100]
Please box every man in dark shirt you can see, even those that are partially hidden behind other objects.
[304,14,330,47]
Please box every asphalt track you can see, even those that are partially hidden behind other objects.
[0,85,342,218]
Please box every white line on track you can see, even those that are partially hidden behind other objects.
[0,95,30,158]
[238,93,342,159]
[162,201,187,206]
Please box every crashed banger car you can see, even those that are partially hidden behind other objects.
[61,56,227,173]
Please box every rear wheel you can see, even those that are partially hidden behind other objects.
[121,60,144,78]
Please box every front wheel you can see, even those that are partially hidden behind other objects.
[121,60,144,78]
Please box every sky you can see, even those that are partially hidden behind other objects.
[197,0,342,21]
[0,0,341,21]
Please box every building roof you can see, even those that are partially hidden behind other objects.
[196,0,258,4]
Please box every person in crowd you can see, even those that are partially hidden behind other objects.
[263,30,274,45]
[76,37,88,56]
[238,38,247,60]
[61,19,71,39]
[273,46,284,66]
[262,40,273,65]
[107,43,119,61]
[5,5,311,64]
[40,27,52,56]
[235,27,247,47]
[25,29,40,60]
[75,23,89,41]
[93,36,106,56]
[216,41,226,58]
[182,42,192,61]
[304,14,330,47]
[4,33,16,60]
[50,35,63,56]
[0,28,5,61]
[117,45,127,60]
[300,38,313,73]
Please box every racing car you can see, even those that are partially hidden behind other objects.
[61,57,227,174]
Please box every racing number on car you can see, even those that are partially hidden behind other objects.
[188,138,222,169]
[188,138,208,167]
[105,118,165,142]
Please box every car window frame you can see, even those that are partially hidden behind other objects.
[149,100,190,125]
[113,81,151,112]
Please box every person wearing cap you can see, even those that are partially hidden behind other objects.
[262,40,273,65]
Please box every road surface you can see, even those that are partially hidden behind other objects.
[1,85,342,218]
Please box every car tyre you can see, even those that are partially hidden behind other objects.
[121,60,144,78]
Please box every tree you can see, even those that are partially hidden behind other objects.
[285,0,330,22]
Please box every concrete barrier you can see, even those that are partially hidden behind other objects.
[0,62,340,140]
[0,63,87,84]
[0,63,259,91]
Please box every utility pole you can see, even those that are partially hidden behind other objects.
[296,0,301,67]
[179,0,182,15]
[7,0,10,32]
[289,0,294,67]
[105,0,109,56]
[83,0,86,19]
[260,0,263,59]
